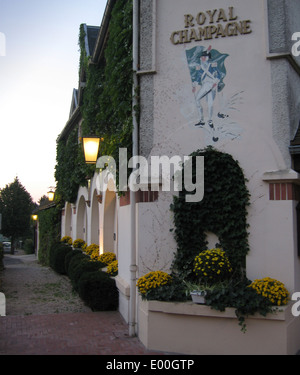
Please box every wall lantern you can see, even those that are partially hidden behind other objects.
[32,215,38,221]
[47,188,55,202]
[82,136,102,164]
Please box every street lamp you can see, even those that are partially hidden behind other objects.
[82,136,102,164]
[47,188,55,202]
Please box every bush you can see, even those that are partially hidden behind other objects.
[78,271,119,311]
[249,277,289,306]
[84,244,99,257]
[137,271,172,298]
[24,239,34,254]
[69,258,104,291]
[61,236,73,245]
[96,252,116,264]
[67,252,90,281]
[73,238,86,249]
[49,242,72,275]
[193,248,233,284]
[107,260,118,276]
[49,241,60,269]
[64,249,84,276]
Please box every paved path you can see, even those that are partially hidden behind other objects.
[0,311,161,355]
[0,252,164,355]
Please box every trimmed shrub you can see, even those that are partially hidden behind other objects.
[67,252,89,281]
[78,271,119,311]
[50,243,72,275]
[69,258,104,291]
[49,241,60,269]
[64,249,85,276]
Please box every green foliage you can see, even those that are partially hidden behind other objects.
[171,147,250,280]
[55,127,89,204]
[49,242,72,275]
[68,257,105,291]
[78,271,119,311]
[55,0,133,203]
[64,249,84,276]
[47,242,119,312]
[38,206,61,266]
[142,275,188,302]
[72,238,86,249]
[0,177,35,251]
[204,279,274,332]
[67,252,90,281]
[193,248,233,284]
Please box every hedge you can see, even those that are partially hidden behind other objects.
[48,245,119,311]
[78,271,119,311]
[67,252,89,280]
[49,242,72,275]
[69,258,105,291]
[64,249,85,276]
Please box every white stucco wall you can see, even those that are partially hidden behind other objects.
[138,0,300,293]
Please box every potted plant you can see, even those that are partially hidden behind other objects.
[184,281,212,304]
[184,248,233,304]
[190,289,207,304]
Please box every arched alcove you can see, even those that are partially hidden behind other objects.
[91,189,100,245]
[77,195,87,242]
[103,188,117,254]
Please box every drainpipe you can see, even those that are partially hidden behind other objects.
[129,0,139,337]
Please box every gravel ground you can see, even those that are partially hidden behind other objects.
[0,250,91,316]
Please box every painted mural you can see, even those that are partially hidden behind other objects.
[185,45,243,143]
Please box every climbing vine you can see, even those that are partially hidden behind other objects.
[55,127,88,204]
[55,0,133,203]
[170,147,251,281]
[38,206,61,266]
[80,0,133,189]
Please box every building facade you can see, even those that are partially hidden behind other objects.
[57,0,300,354]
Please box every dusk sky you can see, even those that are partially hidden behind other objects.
[0,0,107,202]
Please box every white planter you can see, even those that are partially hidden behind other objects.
[190,290,207,304]
[138,300,299,355]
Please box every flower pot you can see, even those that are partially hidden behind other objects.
[190,290,207,304]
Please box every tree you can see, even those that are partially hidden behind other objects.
[0,177,35,254]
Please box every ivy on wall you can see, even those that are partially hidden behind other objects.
[55,127,88,204]
[38,206,61,266]
[55,0,133,203]
[170,147,251,281]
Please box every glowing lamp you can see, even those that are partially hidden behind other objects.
[32,215,38,221]
[82,136,101,164]
[47,190,55,202]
